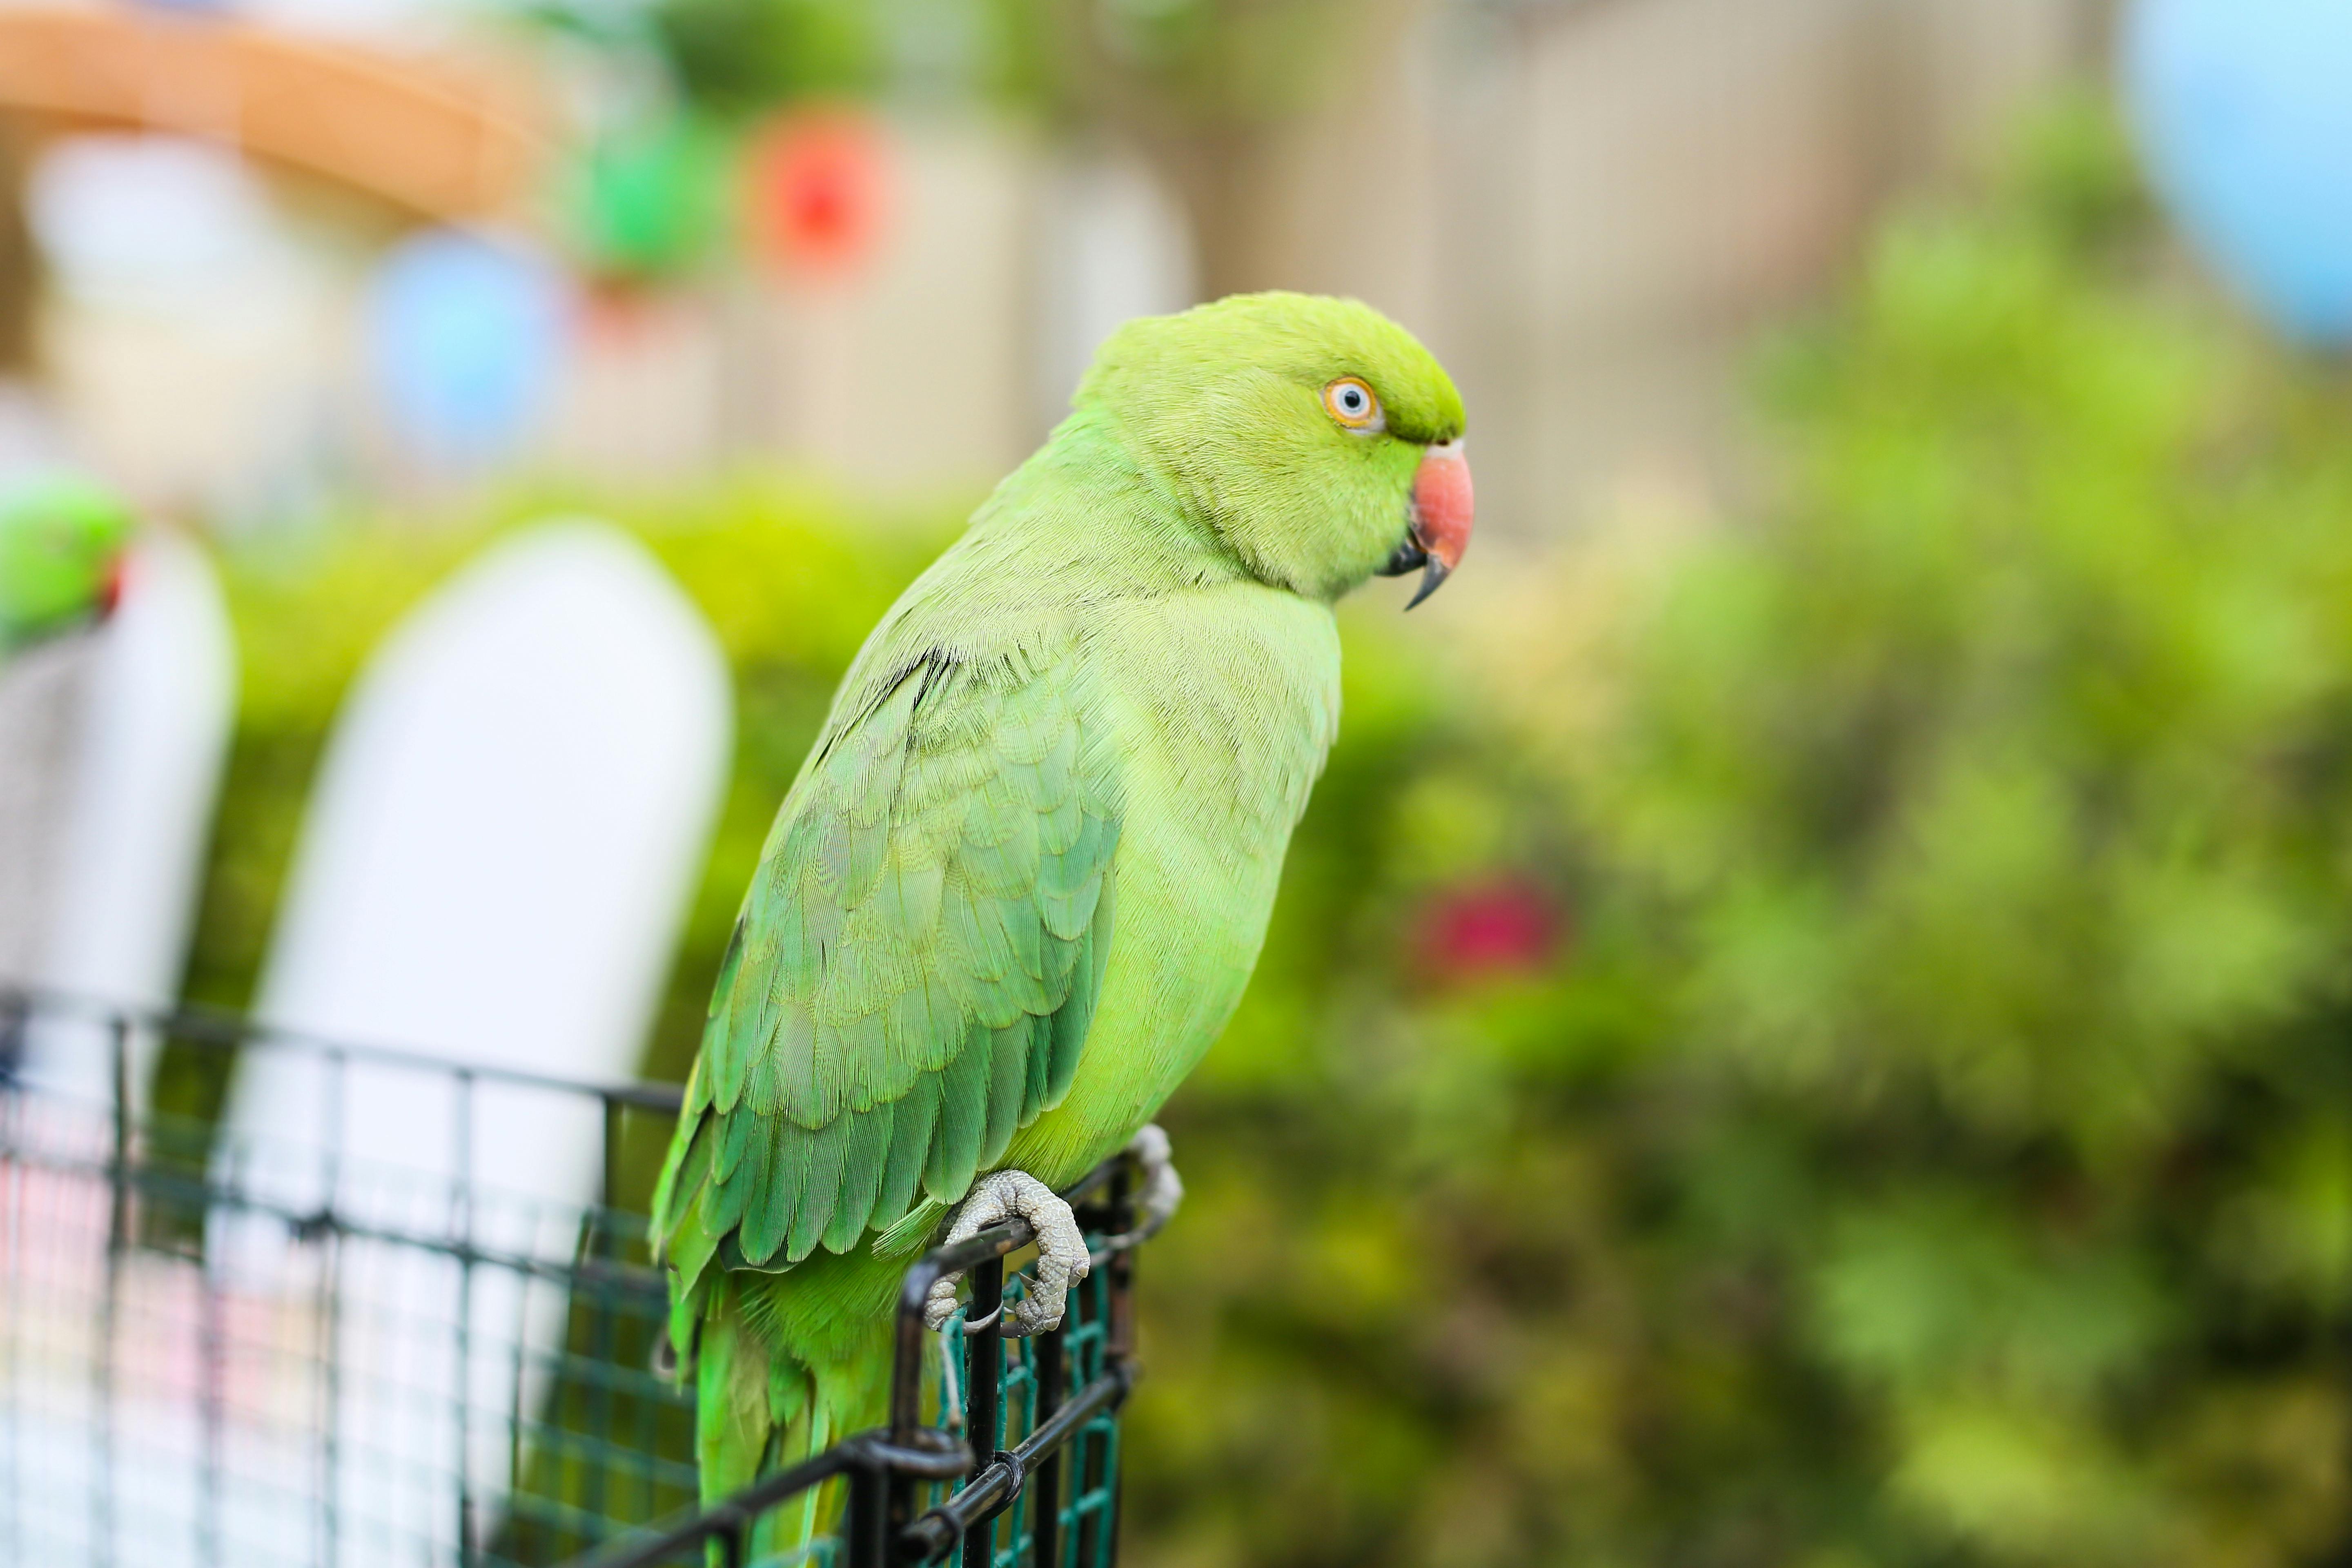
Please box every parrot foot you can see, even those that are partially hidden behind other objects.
[922,1171,1090,1337]
[1122,1124,1184,1242]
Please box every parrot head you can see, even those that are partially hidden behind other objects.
[0,475,134,654]
[1078,292,1471,606]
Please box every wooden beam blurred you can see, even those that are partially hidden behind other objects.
[0,118,36,372]
[0,8,550,221]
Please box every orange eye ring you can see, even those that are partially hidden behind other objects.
[1323,376,1383,431]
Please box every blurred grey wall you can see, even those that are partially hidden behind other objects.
[7,0,2118,533]
[539,0,2114,528]
[1254,0,2114,542]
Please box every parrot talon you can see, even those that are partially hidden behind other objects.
[921,1171,1090,1337]
[1117,1124,1185,1245]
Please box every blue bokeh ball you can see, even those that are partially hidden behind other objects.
[2124,0,2352,347]
[367,229,571,467]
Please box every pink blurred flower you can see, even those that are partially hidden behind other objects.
[1417,878,1562,982]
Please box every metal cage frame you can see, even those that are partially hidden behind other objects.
[579,1157,1144,1568]
[0,988,1143,1568]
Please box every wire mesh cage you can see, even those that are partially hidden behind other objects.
[927,1261,1125,1568]
[0,987,697,1567]
[0,989,1141,1568]
[566,1149,1146,1568]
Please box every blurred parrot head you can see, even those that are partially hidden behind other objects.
[1078,292,1472,606]
[0,475,134,654]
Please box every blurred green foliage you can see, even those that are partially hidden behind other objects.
[648,0,883,119]
[172,98,2352,1568]
[1122,103,2352,1568]
[521,0,1374,301]
[565,119,736,283]
[599,0,1370,129]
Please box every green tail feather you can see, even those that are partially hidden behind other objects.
[689,1261,901,1564]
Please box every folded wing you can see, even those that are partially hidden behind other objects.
[653,646,1121,1301]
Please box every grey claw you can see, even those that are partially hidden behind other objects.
[921,1170,1090,1336]
[1125,1124,1183,1239]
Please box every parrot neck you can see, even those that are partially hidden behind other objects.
[985,410,1259,597]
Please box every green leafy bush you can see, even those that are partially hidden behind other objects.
[1124,105,2352,1568]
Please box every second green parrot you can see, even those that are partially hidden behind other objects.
[0,475,133,660]
[651,292,1473,1547]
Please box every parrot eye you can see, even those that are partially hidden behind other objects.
[1322,377,1383,432]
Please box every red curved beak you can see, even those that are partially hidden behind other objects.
[97,554,126,619]
[1396,439,1473,609]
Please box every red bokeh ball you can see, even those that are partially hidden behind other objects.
[1417,878,1563,983]
[745,110,892,280]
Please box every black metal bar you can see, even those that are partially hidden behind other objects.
[962,1257,1006,1568]
[883,1404,930,1565]
[0,988,25,1077]
[894,1235,1017,1441]
[1028,1317,1066,1568]
[508,1276,530,1556]
[20,1138,684,1291]
[844,1455,889,1568]
[0,986,686,1114]
[2,1068,22,1568]
[200,1215,227,1568]
[454,1069,478,1566]
[1105,1432,1125,1568]
[631,1194,660,1529]
[94,1013,130,1568]
[566,1431,975,1568]
[1105,1165,1135,1373]
[900,1365,1134,1564]
[1098,1163,1138,1568]
[107,1015,131,1250]
[320,1046,345,1568]
[585,1093,621,1541]
[601,1094,623,1214]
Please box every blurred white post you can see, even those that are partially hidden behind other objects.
[1031,153,1195,429]
[214,520,731,1564]
[0,530,238,1568]
[6,530,238,1108]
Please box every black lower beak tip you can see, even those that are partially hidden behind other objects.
[1404,558,1451,610]
[1378,539,1428,578]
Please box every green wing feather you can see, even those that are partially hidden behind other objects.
[653,645,1121,1310]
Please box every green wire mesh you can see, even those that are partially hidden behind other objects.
[923,1264,1120,1568]
[2,995,1132,1568]
[0,996,700,1568]
[718,1252,1124,1568]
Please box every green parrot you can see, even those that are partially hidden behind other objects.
[0,475,134,659]
[650,292,1473,1546]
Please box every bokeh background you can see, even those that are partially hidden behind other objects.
[18,0,2352,1562]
